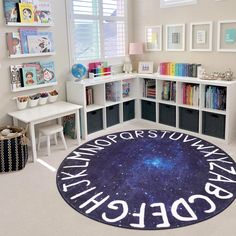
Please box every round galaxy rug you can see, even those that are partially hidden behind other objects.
[56,130,236,230]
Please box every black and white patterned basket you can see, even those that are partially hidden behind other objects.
[0,126,28,173]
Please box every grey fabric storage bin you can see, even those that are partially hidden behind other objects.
[123,100,135,122]
[202,112,225,139]
[87,109,103,134]
[141,100,156,122]
[159,104,176,127]
[106,105,120,127]
[179,108,199,133]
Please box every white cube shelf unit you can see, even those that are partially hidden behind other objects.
[66,73,236,143]
[66,74,138,139]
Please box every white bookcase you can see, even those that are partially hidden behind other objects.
[66,73,236,143]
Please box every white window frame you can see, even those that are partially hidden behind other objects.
[66,0,128,67]
[160,0,197,8]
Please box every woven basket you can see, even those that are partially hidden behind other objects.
[0,126,28,173]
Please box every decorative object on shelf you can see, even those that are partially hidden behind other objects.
[200,69,234,81]
[166,24,185,51]
[123,56,132,73]
[129,42,143,72]
[190,21,213,51]
[88,61,111,79]
[218,20,236,52]
[48,89,58,103]
[145,25,162,51]
[0,126,28,173]
[16,96,28,110]
[39,92,48,105]
[138,61,154,74]
[71,63,87,81]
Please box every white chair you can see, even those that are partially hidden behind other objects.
[38,124,67,156]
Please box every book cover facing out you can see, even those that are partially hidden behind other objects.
[27,35,51,53]
[3,0,19,23]
[22,67,37,87]
[18,2,35,23]
[6,32,22,55]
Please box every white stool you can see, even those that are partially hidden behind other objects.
[38,124,67,156]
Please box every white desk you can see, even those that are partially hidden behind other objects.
[8,101,83,162]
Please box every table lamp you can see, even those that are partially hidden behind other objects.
[123,43,143,73]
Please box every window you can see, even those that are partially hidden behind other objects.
[67,0,126,63]
[160,0,197,8]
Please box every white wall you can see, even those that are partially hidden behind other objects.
[0,0,70,124]
[131,0,236,73]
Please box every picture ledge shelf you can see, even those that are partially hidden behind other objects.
[12,82,57,92]
[9,52,56,59]
[6,22,54,27]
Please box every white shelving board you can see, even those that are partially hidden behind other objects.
[12,82,58,93]
[6,22,54,27]
[9,52,56,59]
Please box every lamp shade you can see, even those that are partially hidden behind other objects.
[129,43,143,55]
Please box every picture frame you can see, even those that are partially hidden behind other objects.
[217,20,236,52]
[145,25,162,51]
[166,24,185,51]
[138,61,154,74]
[190,21,213,51]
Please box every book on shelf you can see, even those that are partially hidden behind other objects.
[182,83,199,106]
[40,61,55,83]
[3,0,20,23]
[22,67,37,86]
[106,82,121,102]
[27,34,52,53]
[9,64,23,89]
[18,2,35,23]
[162,81,176,101]
[86,87,94,106]
[143,79,156,99]
[19,27,37,53]
[122,81,130,98]
[6,32,22,55]
[205,86,226,111]
[34,0,52,23]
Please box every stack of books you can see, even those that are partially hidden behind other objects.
[86,87,94,106]
[143,79,156,99]
[162,81,176,101]
[182,83,199,106]
[160,62,202,78]
[6,28,54,56]
[205,86,226,111]
[3,0,52,24]
[106,82,121,102]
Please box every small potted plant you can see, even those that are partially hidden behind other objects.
[29,94,40,107]
[39,92,48,105]
[48,90,58,103]
[16,96,28,110]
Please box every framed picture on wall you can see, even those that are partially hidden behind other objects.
[145,25,162,51]
[166,24,185,51]
[217,20,236,52]
[138,61,154,74]
[190,21,213,51]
